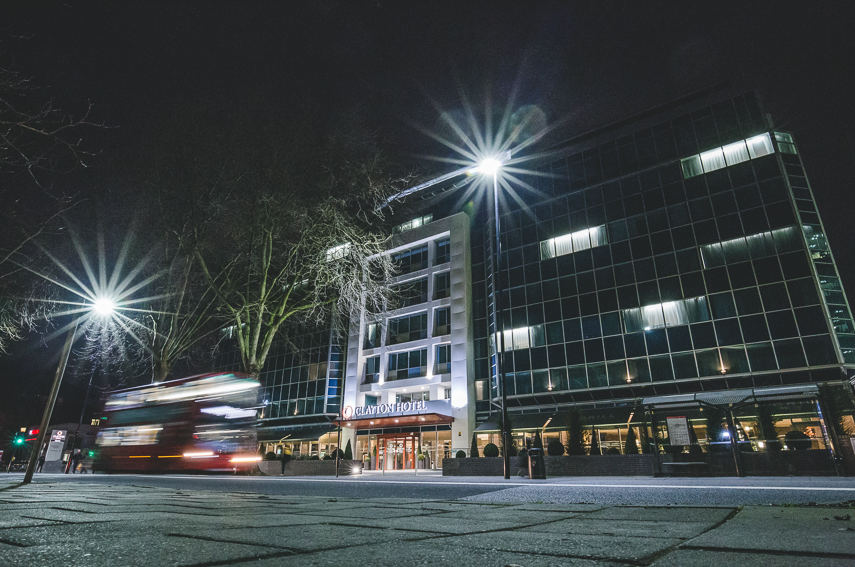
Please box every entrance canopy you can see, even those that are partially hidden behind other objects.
[642,384,820,410]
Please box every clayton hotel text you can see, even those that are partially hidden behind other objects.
[216,86,855,471]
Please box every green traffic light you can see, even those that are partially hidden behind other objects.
[14,438,23,445]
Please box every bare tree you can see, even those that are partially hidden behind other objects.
[0,54,102,351]
[195,111,411,378]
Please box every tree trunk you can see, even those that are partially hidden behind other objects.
[151,357,171,383]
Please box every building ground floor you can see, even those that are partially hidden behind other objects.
[256,381,855,475]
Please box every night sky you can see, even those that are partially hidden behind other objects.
[2,2,855,427]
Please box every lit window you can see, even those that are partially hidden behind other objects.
[746,133,774,159]
[325,243,350,262]
[775,132,797,155]
[681,155,703,178]
[700,148,727,172]
[681,132,777,179]
[394,214,433,233]
[722,140,750,166]
[622,297,710,332]
[540,225,608,260]
[499,324,545,351]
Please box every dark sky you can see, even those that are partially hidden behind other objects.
[3,1,855,427]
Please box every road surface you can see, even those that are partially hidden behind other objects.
[13,471,855,506]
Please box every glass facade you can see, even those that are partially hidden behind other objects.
[236,91,854,460]
[450,92,853,422]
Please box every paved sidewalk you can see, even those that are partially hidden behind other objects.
[0,479,853,566]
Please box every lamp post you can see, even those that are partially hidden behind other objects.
[476,154,512,480]
[23,297,116,484]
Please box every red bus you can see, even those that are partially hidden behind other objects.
[94,372,261,473]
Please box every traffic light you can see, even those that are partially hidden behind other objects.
[13,434,24,446]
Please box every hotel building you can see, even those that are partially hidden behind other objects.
[248,87,855,471]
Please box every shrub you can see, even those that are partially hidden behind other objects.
[785,430,812,450]
[566,409,585,456]
[263,451,278,461]
[606,447,620,455]
[518,448,528,458]
[533,431,544,451]
[470,433,480,458]
[507,444,518,457]
[483,443,500,457]
[589,428,600,456]
[343,440,353,460]
[329,448,343,460]
[547,439,565,456]
[309,455,319,460]
[624,426,639,455]
[455,450,466,459]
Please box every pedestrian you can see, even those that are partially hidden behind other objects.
[37,454,45,473]
[70,450,81,474]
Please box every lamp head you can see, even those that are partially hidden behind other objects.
[477,158,502,175]
[92,297,116,317]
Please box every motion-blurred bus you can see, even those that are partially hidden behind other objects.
[95,372,261,473]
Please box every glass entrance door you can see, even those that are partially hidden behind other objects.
[379,434,415,470]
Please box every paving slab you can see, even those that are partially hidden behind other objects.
[426,507,583,524]
[0,525,282,567]
[435,530,684,563]
[178,522,430,552]
[584,505,735,523]
[651,549,851,567]
[330,515,529,534]
[518,517,716,539]
[687,505,855,556]
[250,540,625,567]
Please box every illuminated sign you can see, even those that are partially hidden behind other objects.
[50,430,67,442]
[344,400,429,420]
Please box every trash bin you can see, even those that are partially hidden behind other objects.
[528,447,546,479]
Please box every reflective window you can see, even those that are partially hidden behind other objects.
[622,297,710,332]
[435,237,451,264]
[540,225,608,260]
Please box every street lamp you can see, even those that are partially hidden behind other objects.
[474,151,512,480]
[23,297,116,484]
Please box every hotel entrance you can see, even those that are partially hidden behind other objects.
[377,433,417,470]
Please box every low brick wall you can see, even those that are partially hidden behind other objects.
[442,455,655,477]
[546,454,654,476]
[257,459,363,476]
[660,449,836,476]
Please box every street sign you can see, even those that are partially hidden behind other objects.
[45,441,64,462]
[50,430,67,442]
[666,416,691,446]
